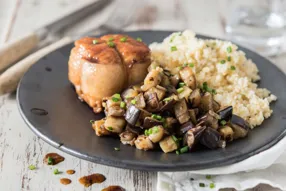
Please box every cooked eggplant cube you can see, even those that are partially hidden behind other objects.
[218,126,234,142]
[170,74,180,87]
[188,109,198,124]
[178,121,194,135]
[217,106,233,122]
[230,114,250,139]
[92,119,111,137]
[178,86,193,100]
[141,68,162,91]
[133,93,146,109]
[147,125,164,143]
[159,136,178,153]
[125,105,141,126]
[179,67,196,89]
[199,92,214,113]
[200,127,224,149]
[143,117,163,129]
[120,131,137,146]
[189,89,201,108]
[104,116,126,133]
[198,111,219,130]
[183,125,206,149]
[174,99,190,124]
[135,135,154,150]
[145,86,166,101]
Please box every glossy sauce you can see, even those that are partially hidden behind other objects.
[78,173,106,187]
[101,185,125,191]
[60,178,71,185]
[66,169,75,175]
[43,153,65,165]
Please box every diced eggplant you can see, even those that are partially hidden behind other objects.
[133,93,146,109]
[179,67,196,89]
[189,109,198,124]
[159,136,179,153]
[120,131,137,146]
[135,135,154,151]
[104,116,126,134]
[164,117,178,129]
[144,92,162,112]
[230,114,250,139]
[183,125,206,149]
[198,111,219,130]
[125,105,141,126]
[126,124,143,135]
[148,125,164,143]
[217,106,233,121]
[200,127,225,149]
[143,117,163,129]
[178,86,193,100]
[170,74,180,87]
[165,85,178,94]
[174,99,190,124]
[199,92,217,113]
[178,121,194,135]
[160,99,176,112]
[189,89,202,108]
[141,68,162,91]
[213,99,220,112]
[218,126,234,142]
[122,88,138,100]
[161,74,171,87]
[92,119,111,137]
[103,97,125,117]
[145,86,166,101]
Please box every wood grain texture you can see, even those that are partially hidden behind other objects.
[0,0,285,191]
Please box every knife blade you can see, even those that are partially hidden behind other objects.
[0,0,113,72]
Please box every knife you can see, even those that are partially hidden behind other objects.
[0,0,112,72]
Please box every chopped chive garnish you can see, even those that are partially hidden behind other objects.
[177,66,183,70]
[120,101,126,109]
[120,37,127,42]
[114,147,120,151]
[199,183,205,187]
[112,97,119,102]
[227,56,231,61]
[178,82,186,88]
[108,37,114,41]
[176,150,180,155]
[202,82,216,95]
[92,40,98,44]
[220,120,227,126]
[220,60,226,64]
[28,165,36,170]
[183,63,188,67]
[189,63,194,67]
[180,146,189,154]
[107,41,115,47]
[171,46,178,52]
[171,135,178,143]
[151,114,162,120]
[163,97,172,102]
[153,126,159,133]
[112,93,121,102]
[53,169,60,175]
[90,120,95,124]
[107,126,113,131]
[47,157,54,165]
[230,66,236,70]
[177,87,184,93]
[227,46,232,53]
[131,99,136,105]
[136,37,142,42]
[210,182,215,189]
[206,175,212,179]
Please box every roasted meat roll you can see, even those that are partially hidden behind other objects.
[68,35,151,113]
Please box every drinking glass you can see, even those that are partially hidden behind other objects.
[219,0,286,56]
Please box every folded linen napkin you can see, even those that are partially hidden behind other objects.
[157,137,286,191]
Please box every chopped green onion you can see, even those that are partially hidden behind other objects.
[189,63,194,67]
[112,93,121,102]
[202,82,216,95]
[90,120,95,124]
[230,66,236,70]
[177,87,184,93]
[206,175,212,179]
[151,114,162,120]
[176,150,180,155]
[210,182,215,189]
[136,37,142,42]
[108,37,114,41]
[163,97,172,102]
[178,82,185,88]
[114,147,120,151]
[53,169,60,175]
[92,40,98,44]
[220,120,227,126]
[120,101,126,109]
[47,157,54,165]
[171,46,178,52]
[107,126,113,131]
[227,46,232,53]
[131,99,136,105]
[227,56,231,61]
[183,63,188,67]
[177,66,183,70]
[220,60,226,64]
[178,137,183,141]
[171,135,178,143]
[153,126,159,133]
[212,89,217,95]
[120,37,127,42]
[180,146,189,154]
[107,41,115,47]
[28,165,36,170]
[112,97,119,102]
[199,183,205,187]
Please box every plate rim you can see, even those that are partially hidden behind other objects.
[17,30,286,171]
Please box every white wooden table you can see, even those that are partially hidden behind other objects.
[0,0,285,190]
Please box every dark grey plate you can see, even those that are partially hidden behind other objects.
[17,31,286,171]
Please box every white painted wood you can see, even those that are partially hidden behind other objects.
[0,0,285,191]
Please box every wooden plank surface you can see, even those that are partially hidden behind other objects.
[0,0,285,191]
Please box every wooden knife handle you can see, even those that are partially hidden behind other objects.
[0,32,40,71]
[0,36,73,95]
